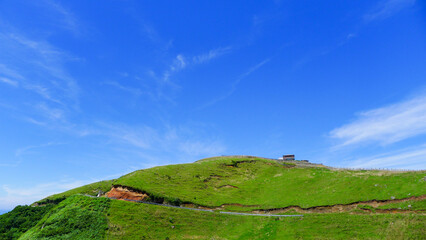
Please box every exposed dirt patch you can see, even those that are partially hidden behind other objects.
[219,203,260,208]
[252,195,426,214]
[218,185,239,189]
[106,185,149,201]
[224,160,257,168]
[203,175,221,182]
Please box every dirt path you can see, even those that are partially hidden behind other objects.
[253,195,426,214]
[106,196,303,217]
[105,185,425,215]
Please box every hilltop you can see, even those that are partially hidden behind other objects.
[1,156,425,239]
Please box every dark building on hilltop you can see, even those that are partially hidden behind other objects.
[278,154,295,161]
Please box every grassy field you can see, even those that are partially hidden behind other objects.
[113,157,425,209]
[6,156,423,239]
[376,199,426,211]
[107,197,425,239]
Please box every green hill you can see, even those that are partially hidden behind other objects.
[1,156,425,239]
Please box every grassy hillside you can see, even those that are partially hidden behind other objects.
[20,195,110,240]
[112,157,425,209]
[0,205,54,239]
[19,195,425,239]
[107,197,425,239]
[2,156,424,239]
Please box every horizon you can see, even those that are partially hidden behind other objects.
[1,0,425,211]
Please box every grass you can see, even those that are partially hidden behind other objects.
[2,156,423,239]
[113,157,425,209]
[376,199,426,211]
[0,204,54,240]
[19,195,110,240]
[107,197,426,239]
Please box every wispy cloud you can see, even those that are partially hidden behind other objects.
[199,58,270,109]
[161,54,187,84]
[0,77,18,87]
[330,94,426,148]
[0,32,80,101]
[40,0,80,35]
[35,103,65,121]
[162,47,231,84]
[103,81,143,96]
[0,27,80,125]
[0,64,25,80]
[15,142,64,157]
[98,122,226,159]
[192,47,232,64]
[149,47,233,103]
[0,179,90,210]
[349,144,426,169]
[364,0,416,22]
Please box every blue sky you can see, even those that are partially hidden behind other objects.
[0,0,425,210]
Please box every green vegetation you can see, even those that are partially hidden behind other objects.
[20,195,110,240]
[37,180,113,204]
[377,199,426,211]
[113,157,425,209]
[107,198,425,239]
[1,156,424,239]
[0,205,54,240]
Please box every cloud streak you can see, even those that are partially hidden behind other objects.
[40,0,81,35]
[364,0,416,22]
[349,144,426,169]
[192,47,232,64]
[330,94,426,147]
[148,47,233,103]
[199,58,270,109]
[0,27,80,127]
[103,81,143,96]
[0,179,91,210]
[0,77,18,87]
[100,123,226,158]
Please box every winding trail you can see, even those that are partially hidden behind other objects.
[105,196,303,217]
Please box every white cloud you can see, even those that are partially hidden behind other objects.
[0,32,80,103]
[364,0,416,22]
[349,144,426,169]
[198,58,270,109]
[99,122,226,158]
[175,54,186,69]
[40,0,80,35]
[0,64,25,80]
[160,54,187,87]
[0,77,18,87]
[330,94,426,147]
[23,84,56,102]
[0,28,80,126]
[151,47,232,102]
[15,142,63,157]
[192,47,232,64]
[0,180,89,210]
[103,81,143,96]
[178,140,226,156]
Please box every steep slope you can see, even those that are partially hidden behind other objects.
[20,195,110,240]
[38,156,426,211]
[3,156,424,239]
[111,156,425,210]
[21,195,426,239]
